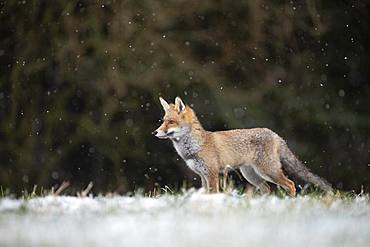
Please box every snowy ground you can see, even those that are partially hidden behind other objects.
[0,191,369,247]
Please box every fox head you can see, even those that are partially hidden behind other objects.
[153,96,195,140]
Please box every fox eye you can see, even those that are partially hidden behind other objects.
[168,120,175,125]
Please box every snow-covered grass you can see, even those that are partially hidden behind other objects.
[0,191,369,247]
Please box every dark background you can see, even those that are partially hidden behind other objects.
[0,0,369,195]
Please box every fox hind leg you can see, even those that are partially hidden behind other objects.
[261,169,296,196]
[240,165,270,194]
[254,160,296,196]
[275,173,296,196]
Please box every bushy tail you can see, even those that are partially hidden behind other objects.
[280,144,332,192]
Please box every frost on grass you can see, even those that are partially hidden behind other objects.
[0,192,369,247]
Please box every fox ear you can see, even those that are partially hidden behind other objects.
[175,96,186,113]
[159,97,170,112]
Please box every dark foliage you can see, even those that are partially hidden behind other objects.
[0,0,369,194]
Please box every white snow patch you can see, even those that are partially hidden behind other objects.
[0,192,369,247]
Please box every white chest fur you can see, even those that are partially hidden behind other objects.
[185,158,208,176]
[171,134,208,176]
[186,159,197,171]
[172,134,201,160]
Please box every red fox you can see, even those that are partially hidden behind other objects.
[153,97,332,195]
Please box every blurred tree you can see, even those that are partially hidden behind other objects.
[0,0,369,195]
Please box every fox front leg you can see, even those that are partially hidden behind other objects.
[208,172,220,193]
[200,175,209,191]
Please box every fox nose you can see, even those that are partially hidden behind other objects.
[152,130,158,136]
